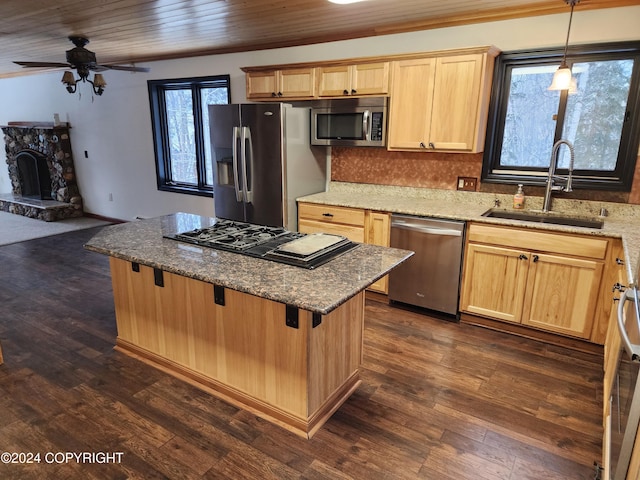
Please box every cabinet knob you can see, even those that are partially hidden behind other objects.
[616,257,625,265]
[322,213,334,218]
[343,89,349,95]
[278,92,283,97]
[271,92,278,97]
[532,255,539,263]
[613,282,627,292]
[428,142,435,149]
[351,89,357,95]
[419,142,426,148]
[518,254,528,260]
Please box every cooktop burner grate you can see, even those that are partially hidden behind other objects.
[171,219,289,251]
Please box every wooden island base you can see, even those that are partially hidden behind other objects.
[109,257,365,438]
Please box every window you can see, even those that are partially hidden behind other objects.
[148,75,231,196]
[482,42,640,190]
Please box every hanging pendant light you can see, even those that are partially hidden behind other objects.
[549,0,580,91]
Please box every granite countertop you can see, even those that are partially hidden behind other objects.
[84,212,413,315]
[298,182,640,286]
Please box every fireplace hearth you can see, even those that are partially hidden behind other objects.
[1,122,83,221]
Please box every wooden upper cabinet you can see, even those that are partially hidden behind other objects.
[387,50,496,152]
[246,68,316,100]
[430,54,485,151]
[317,62,389,97]
[387,57,436,150]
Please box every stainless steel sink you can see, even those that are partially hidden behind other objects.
[481,208,604,229]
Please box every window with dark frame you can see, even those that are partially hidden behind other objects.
[482,42,640,191]
[148,75,231,197]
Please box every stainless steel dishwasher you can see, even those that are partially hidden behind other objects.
[388,214,465,318]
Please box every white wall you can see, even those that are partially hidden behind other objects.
[0,6,639,220]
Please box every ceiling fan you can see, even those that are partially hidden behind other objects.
[13,36,150,96]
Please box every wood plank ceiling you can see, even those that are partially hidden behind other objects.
[0,0,638,79]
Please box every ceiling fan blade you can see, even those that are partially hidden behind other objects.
[14,61,71,68]
[97,64,150,73]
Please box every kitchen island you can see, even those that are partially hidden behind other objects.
[84,213,412,438]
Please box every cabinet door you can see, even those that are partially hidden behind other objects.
[278,68,316,98]
[352,62,389,96]
[246,70,279,99]
[460,243,529,323]
[429,54,484,151]
[366,212,390,294]
[521,253,603,339]
[387,58,436,149]
[317,65,352,97]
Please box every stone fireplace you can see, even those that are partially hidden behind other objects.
[1,122,83,221]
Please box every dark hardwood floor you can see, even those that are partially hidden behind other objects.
[0,227,603,479]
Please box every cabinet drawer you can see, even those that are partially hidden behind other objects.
[298,203,365,227]
[468,223,608,259]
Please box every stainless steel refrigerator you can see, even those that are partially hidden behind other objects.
[208,103,327,230]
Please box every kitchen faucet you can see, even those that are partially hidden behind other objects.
[542,139,575,213]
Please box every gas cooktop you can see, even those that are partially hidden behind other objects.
[164,218,357,269]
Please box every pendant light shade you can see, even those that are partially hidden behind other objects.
[549,62,573,90]
[548,0,580,91]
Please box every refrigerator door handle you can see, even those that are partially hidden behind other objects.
[242,126,254,203]
[232,126,243,202]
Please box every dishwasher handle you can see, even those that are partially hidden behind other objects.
[391,219,463,237]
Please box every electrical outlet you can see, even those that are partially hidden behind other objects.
[457,176,478,191]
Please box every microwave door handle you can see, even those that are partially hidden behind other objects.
[232,127,243,202]
[241,126,253,203]
[617,288,640,361]
[363,110,371,141]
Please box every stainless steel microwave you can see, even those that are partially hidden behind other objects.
[310,97,387,147]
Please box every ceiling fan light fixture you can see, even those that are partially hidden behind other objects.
[61,70,77,94]
[548,0,580,91]
[91,73,106,96]
[61,70,76,86]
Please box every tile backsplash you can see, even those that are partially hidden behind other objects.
[330,147,640,205]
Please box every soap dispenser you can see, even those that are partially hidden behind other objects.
[513,184,525,210]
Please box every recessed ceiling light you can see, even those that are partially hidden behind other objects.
[328,0,368,4]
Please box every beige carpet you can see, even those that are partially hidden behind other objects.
[0,211,111,246]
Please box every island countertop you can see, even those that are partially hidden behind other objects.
[84,212,413,314]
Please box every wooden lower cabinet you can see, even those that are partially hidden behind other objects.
[366,211,391,293]
[109,257,364,438]
[297,203,390,294]
[521,252,603,338]
[460,243,529,323]
[460,223,609,341]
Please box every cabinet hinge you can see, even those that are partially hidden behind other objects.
[312,312,322,328]
[213,285,225,306]
[285,305,299,329]
[153,268,164,287]
[131,262,140,272]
